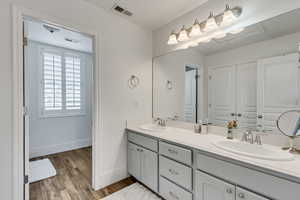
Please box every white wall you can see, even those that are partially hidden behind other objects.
[0,0,152,199]
[153,0,300,57]
[153,49,204,121]
[27,41,92,158]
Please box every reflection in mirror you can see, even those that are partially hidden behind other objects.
[153,8,300,131]
[277,110,300,153]
[153,49,204,123]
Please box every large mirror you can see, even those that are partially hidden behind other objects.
[153,8,300,132]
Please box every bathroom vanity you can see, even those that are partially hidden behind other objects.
[126,127,300,200]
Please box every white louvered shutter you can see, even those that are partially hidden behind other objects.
[43,52,63,111]
[65,56,81,110]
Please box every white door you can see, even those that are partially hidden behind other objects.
[208,65,236,126]
[236,62,257,129]
[195,171,235,200]
[257,53,300,130]
[236,187,270,200]
[140,147,158,192]
[184,69,197,122]
[24,20,30,200]
[127,142,141,180]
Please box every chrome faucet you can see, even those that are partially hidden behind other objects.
[153,117,167,127]
[241,130,254,143]
[241,130,262,145]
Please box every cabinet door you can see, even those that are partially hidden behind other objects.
[208,65,236,126]
[128,142,141,180]
[236,187,270,200]
[257,53,300,130]
[236,62,257,128]
[140,147,158,192]
[195,171,235,200]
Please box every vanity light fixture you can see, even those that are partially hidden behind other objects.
[221,4,237,27]
[203,12,219,32]
[167,31,178,45]
[166,5,242,45]
[178,26,189,42]
[189,19,202,37]
[229,27,245,34]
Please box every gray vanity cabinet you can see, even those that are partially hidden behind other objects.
[127,133,158,192]
[195,170,235,200]
[195,170,270,200]
[236,187,269,200]
[140,147,158,192]
[128,142,141,179]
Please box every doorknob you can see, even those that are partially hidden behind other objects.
[237,113,242,117]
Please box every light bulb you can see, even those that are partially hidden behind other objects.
[213,30,227,39]
[230,27,245,34]
[221,5,237,27]
[189,20,202,37]
[178,26,189,42]
[204,12,218,32]
[167,31,178,45]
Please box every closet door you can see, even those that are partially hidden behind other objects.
[184,69,197,122]
[236,62,257,128]
[208,65,235,126]
[257,53,300,130]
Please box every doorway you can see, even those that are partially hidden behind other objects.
[11,8,101,198]
[24,18,95,199]
[184,66,200,123]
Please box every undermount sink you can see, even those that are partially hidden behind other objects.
[139,124,166,132]
[213,140,294,161]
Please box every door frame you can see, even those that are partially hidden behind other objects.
[12,5,103,200]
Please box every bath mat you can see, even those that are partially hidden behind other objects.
[29,158,57,183]
[101,183,162,200]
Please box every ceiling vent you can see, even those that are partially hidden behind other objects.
[113,5,133,17]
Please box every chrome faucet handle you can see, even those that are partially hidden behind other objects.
[241,130,253,143]
[255,135,262,145]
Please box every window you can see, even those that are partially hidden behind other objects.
[41,48,84,117]
[65,56,81,110]
[43,52,63,111]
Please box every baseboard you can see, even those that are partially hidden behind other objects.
[94,167,128,190]
[30,138,92,158]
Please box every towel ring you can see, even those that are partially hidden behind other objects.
[166,80,173,90]
[128,75,140,89]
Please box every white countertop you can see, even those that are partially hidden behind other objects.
[126,125,300,184]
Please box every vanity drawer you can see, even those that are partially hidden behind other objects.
[159,141,192,165]
[159,156,192,191]
[128,132,158,152]
[196,152,300,200]
[159,176,192,200]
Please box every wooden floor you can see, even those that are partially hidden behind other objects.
[30,147,136,200]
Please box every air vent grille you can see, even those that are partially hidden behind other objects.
[113,5,133,17]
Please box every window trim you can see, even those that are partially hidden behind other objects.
[38,45,87,118]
